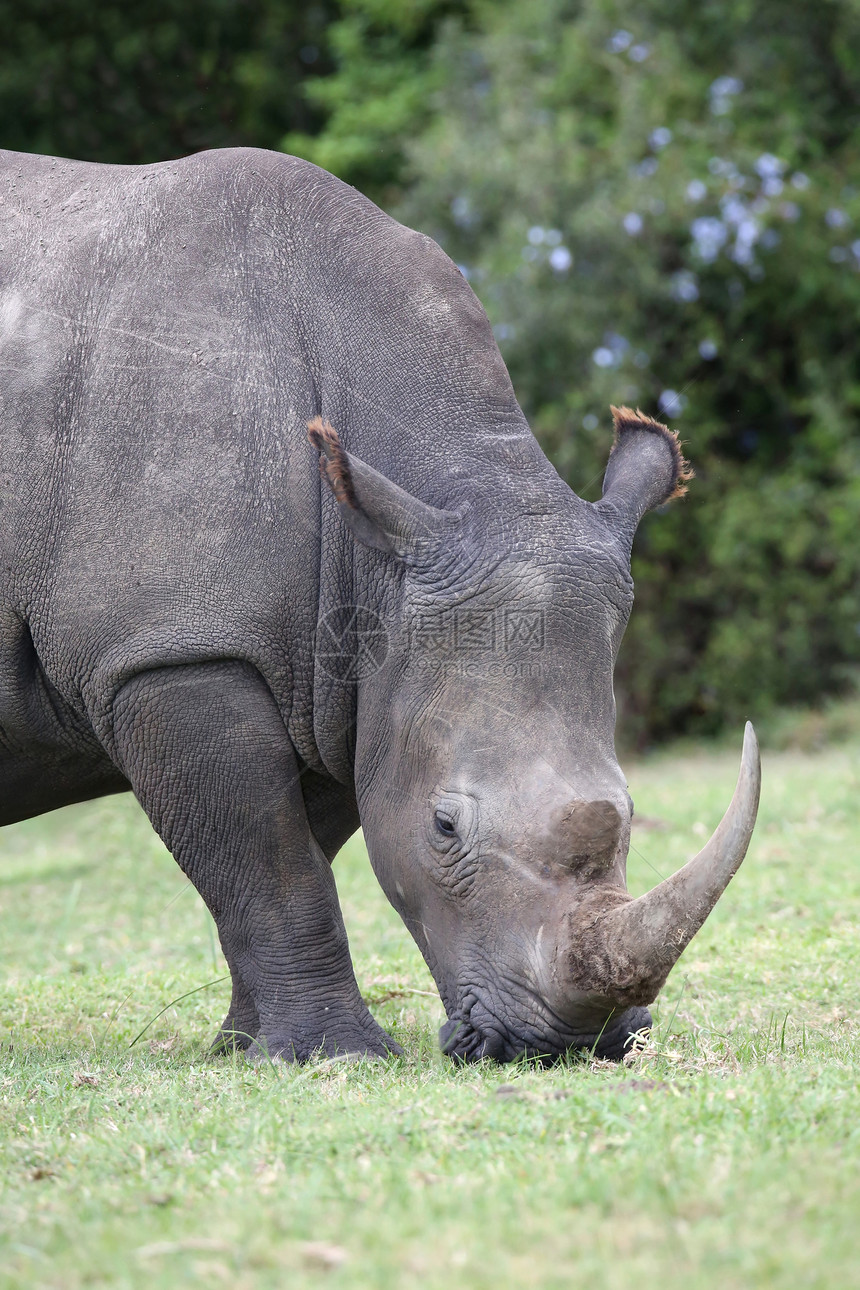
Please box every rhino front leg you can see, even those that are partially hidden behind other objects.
[111,661,398,1062]
[209,947,260,1053]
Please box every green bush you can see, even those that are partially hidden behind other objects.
[0,0,336,163]
[2,0,858,742]
[294,0,860,742]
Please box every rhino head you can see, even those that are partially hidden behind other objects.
[309,411,760,1062]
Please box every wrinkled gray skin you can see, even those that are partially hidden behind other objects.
[0,147,742,1063]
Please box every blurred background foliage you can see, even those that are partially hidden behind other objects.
[1,0,858,744]
[0,0,337,161]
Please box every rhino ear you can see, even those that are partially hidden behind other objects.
[307,417,458,558]
[597,405,693,544]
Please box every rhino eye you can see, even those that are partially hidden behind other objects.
[431,793,477,852]
[434,811,458,839]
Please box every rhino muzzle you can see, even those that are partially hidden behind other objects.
[438,1003,653,1064]
[437,724,760,1063]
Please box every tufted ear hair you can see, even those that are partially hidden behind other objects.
[596,405,693,545]
[308,417,460,558]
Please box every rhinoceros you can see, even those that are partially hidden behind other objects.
[0,146,760,1062]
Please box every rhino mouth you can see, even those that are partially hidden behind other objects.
[438,990,651,1064]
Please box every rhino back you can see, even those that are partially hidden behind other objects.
[0,146,545,770]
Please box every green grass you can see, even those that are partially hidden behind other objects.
[1,732,859,1288]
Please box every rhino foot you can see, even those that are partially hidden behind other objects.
[208,980,261,1055]
[245,1020,401,1065]
[209,1025,257,1056]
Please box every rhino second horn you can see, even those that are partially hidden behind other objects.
[603,721,760,989]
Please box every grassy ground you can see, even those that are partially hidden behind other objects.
[1,730,859,1289]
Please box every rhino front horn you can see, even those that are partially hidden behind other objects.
[602,722,760,992]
